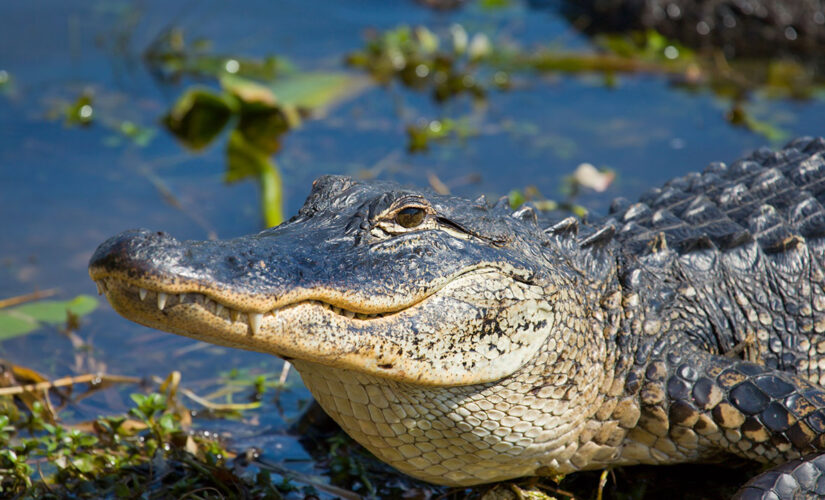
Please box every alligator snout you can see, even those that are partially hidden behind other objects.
[89,228,185,280]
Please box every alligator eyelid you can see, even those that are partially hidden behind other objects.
[389,195,431,211]
[435,216,509,246]
[436,216,469,234]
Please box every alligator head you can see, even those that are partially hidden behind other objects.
[89,175,583,386]
[90,175,611,485]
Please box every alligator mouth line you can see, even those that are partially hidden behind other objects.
[94,277,395,336]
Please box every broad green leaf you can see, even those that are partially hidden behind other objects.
[163,88,234,150]
[0,313,38,339]
[0,295,99,341]
[270,72,366,110]
[237,105,294,155]
[14,295,98,323]
[222,72,368,114]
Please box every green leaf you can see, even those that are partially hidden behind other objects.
[64,93,94,126]
[237,105,293,155]
[508,189,525,209]
[0,314,38,339]
[271,72,365,110]
[163,88,234,150]
[226,131,283,227]
[0,295,98,341]
[222,72,367,114]
[226,130,268,183]
[14,295,97,323]
[259,158,284,228]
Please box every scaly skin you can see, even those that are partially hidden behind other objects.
[90,137,825,497]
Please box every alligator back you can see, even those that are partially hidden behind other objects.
[607,137,825,382]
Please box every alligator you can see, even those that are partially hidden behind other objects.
[555,0,825,57]
[90,137,825,498]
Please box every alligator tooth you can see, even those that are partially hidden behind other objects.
[96,282,104,295]
[248,313,263,335]
[229,309,239,322]
[157,292,168,310]
[139,288,148,301]
[344,310,355,319]
[215,303,224,317]
[179,293,186,304]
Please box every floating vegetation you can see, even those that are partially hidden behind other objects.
[143,27,291,83]
[45,88,158,147]
[347,25,499,102]
[163,88,236,151]
[346,25,697,104]
[0,294,98,341]
[406,118,477,152]
[63,93,95,127]
[0,69,14,97]
[102,120,157,148]
[727,102,791,144]
[150,24,368,227]
[0,370,309,498]
[162,72,365,227]
[507,163,615,219]
[350,24,825,144]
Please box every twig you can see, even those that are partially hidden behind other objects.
[36,461,54,494]
[597,468,610,500]
[725,332,756,360]
[254,456,362,500]
[0,373,141,396]
[278,361,291,385]
[179,487,224,500]
[0,288,59,309]
[427,171,450,195]
[180,388,261,411]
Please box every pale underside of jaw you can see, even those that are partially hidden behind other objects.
[94,277,393,335]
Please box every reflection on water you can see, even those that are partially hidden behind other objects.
[0,0,823,496]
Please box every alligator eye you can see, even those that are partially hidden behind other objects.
[395,207,426,228]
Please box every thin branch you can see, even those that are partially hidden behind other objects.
[180,388,261,411]
[0,373,141,396]
[0,289,59,309]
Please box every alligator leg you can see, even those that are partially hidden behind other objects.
[734,454,825,499]
[636,341,825,498]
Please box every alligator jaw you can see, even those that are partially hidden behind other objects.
[91,273,411,355]
[91,261,552,387]
[93,276,395,335]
